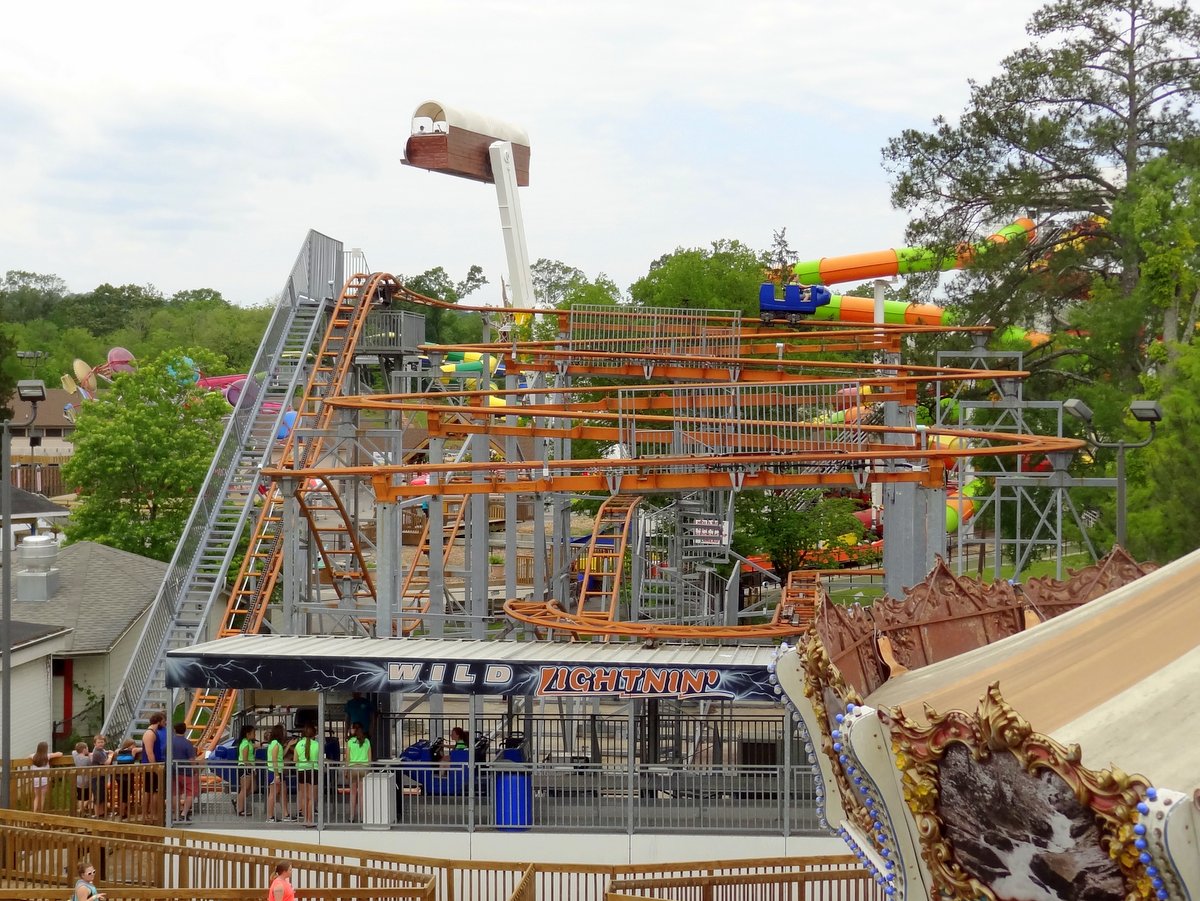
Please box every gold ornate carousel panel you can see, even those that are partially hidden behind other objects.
[775,545,1200,901]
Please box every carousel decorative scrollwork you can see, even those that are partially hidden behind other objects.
[799,631,875,834]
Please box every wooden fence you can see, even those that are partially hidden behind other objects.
[0,810,880,901]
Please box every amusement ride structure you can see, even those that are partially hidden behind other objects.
[88,101,1200,900]
[99,102,1092,755]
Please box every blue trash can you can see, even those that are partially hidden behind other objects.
[494,767,532,831]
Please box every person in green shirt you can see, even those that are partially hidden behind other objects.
[234,725,258,816]
[265,724,295,823]
[346,722,372,823]
[294,724,319,828]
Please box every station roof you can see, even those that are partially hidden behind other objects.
[167,635,782,702]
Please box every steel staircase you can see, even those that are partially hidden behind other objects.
[638,493,725,623]
[102,290,328,743]
[185,272,392,753]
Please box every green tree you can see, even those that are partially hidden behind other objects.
[400,265,488,345]
[61,349,229,560]
[0,271,68,323]
[629,239,763,316]
[0,327,17,421]
[883,0,1200,345]
[528,261,624,343]
[53,283,166,336]
[1124,342,1200,559]
[733,492,866,579]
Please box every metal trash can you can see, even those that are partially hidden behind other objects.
[363,771,395,829]
[494,766,532,831]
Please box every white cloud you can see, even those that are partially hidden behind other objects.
[0,0,1043,304]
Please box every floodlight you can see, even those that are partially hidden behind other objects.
[1129,400,1163,423]
[1062,398,1093,424]
[15,379,46,403]
[1047,450,1076,472]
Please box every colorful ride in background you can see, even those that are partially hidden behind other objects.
[59,350,297,435]
[59,347,138,419]
[758,218,1036,328]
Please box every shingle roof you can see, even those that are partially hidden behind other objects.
[9,541,165,654]
[4,486,70,522]
[6,620,71,652]
[5,387,77,432]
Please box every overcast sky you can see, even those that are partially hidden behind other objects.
[1,0,1047,307]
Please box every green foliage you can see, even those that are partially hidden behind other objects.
[629,239,763,316]
[0,326,17,421]
[61,349,229,560]
[53,283,166,336]
[733,492,866,579]
[1123,342,1200,559]
[883,0,1200,339]
[528,259,624,343]
[400,265,489,345]
[1,271,68,323]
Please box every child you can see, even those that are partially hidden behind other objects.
[30,741,63,813]
[90,735,113,819]
[265,723,294,823]
[114,739,138,820]
[72,742,92,814]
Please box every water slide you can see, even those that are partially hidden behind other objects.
[790,218,1036,325]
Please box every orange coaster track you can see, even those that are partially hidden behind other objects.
[247,271,1082,647]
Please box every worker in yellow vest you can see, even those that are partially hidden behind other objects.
[346,722,372,823]
[294,724,319,828]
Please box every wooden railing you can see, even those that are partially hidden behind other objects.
[606,867,881,900]
[0,811,434,899]
[0,811,879,901]
[7,761,164,821]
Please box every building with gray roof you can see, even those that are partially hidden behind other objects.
[7,540,166,742]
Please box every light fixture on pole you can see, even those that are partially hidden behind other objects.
[15,351,47,377]
[3,378,47,808]
[1063,397,1162,550]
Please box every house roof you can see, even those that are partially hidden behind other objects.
[5,620,72,652]
[8,540,165,654]
[3,486,71,522]
[5,388,77,432]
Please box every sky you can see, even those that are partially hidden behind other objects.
[1,0,1049,308]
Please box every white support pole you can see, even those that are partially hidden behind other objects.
[489,141,535,311]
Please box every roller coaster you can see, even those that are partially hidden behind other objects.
[100,108,1076,756]
[99,237,1083,758]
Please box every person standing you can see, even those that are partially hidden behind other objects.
[265,724,294,823]
[343,692,372,738]
[294,724,319,828]
[141,711,167,824]
[171,723,197,822]
[268,861,295,901]
[72,861,106,900]
[235,725,258,816]
[345,722,371,823]
[72,742,92,815]
[113,739,138,821]
[89,735,113,819]
[29,741,62,813]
